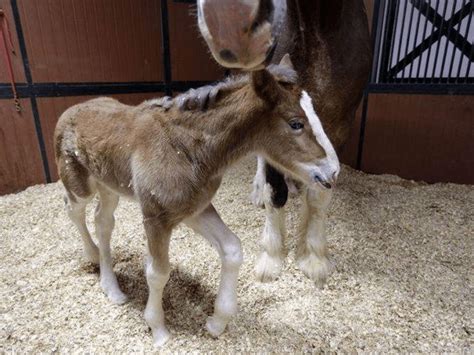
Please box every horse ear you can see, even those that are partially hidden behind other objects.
[279,53,294,70]
[251,69,280,104]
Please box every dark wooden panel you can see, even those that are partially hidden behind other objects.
[168,1,224,81]
[362,94,474,184]
[17,0,163,83]
[364,0,374,31]
[0,0,26,83]
[37,93,164,181]
[0,99,45,194]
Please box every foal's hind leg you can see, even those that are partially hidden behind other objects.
[185,204,243,337]
[95,187,127,304]
[296,186,334,287]
[65,193,99,264]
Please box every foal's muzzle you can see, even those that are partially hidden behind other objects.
[313,172,337,189]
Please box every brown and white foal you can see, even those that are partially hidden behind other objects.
[54,58,339,346]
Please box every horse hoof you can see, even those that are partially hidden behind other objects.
[152,327,172,347]
[84,246,100,264]
[206,316,227,337]
[297,253,334,288]
[255,252,283,282]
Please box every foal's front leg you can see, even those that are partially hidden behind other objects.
[296,186,334,287]
[250,156,266,207]
[255,183,287,282]
[255,164,288,282]
[143,218,172,347]
[185,204,243,337]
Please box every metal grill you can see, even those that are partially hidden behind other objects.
[370,0,474,93]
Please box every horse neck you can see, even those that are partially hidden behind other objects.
[171,90,266,174]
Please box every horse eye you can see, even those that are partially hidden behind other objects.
[289,120,304,130]
[250,20,260,33]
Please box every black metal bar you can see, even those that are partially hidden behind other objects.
[387,0,402,82]
[463,6,474,79]
[456,2,473,80]
[416,0,431,79]
[430,0,449,81]
[423,0,440,80]
[0,80,215,99]
[439,0,458,82]
[380,0,398,83]
[448,0,466,80]
[10,0,51,183]
[370,0,385,83]
[160,0,173,96]
[407,0,422,80]
[402,0,416,80]
[389,1,472,80]
[366,82,474,95]
[416,0,474,59]
[356,0,385,170]
[393,0,409,81]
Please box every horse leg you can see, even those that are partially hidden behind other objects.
[255,164,288,282]
[185,204,243,337]
[296,186,334,287]
[64,192,99,264]
[94,187,127,304]
[143,218,172,347]
[250,155,266,207]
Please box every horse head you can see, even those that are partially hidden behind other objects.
[197,0,286,70]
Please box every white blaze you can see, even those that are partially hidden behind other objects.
[299,90,340,181]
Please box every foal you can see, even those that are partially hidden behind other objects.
[54,57,339,346]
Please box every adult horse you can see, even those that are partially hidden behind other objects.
[195,0,371,285]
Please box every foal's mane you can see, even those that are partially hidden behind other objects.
[141,64,297,113]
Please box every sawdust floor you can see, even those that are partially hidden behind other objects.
[1,157,473,353]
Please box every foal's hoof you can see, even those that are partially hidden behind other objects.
[255,252,282,282]
[101,281,128,305]
[152,327,172,347]
[107,290,128,305]
[297,254,334,288]
[206,316,227,338]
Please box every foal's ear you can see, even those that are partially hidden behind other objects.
[279,53,294,70]
[251,70,280,104]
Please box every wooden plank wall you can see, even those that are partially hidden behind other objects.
[0,0,473,195]
[0,0,223,195]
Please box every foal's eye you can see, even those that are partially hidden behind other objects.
[289,119,304,130]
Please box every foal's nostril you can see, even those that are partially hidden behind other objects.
[219,49,238,63]
[313,174,332,189]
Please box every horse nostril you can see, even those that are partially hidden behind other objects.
[219,49,238,63]
[313,174,332,189]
